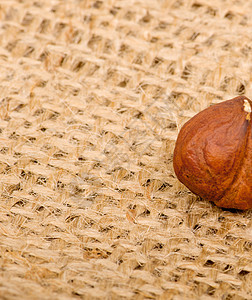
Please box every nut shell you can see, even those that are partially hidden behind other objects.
[173,96,252,210]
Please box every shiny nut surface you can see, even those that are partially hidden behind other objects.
[173,96,252,210]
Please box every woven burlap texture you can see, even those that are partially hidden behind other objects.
[0,0,251,299]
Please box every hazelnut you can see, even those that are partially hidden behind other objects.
[173,96,252,210]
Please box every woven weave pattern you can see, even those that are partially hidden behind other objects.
[0,0,251,299]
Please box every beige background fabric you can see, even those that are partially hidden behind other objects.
[0,0,251,299]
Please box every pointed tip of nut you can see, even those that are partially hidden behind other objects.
[243,99,251,120]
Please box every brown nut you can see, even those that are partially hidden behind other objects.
[173,96,252,210]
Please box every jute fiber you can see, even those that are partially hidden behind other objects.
[0,0,251,299]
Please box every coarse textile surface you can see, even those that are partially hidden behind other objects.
[0,0,251,299]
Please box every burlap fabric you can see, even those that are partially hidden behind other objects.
[0,0,251,299]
